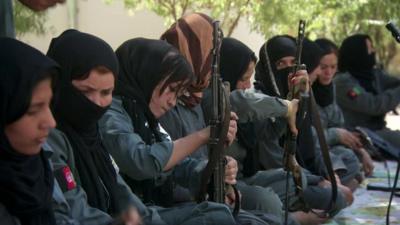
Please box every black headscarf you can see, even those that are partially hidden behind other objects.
[0,38,58,225]
[312,81,334,107]
[315,38,338,56]
[114,38,193,206]
[219,37,259,176]
[114,38,191,143]
[313,38,338,107]
[220,37,256,91]
[338,34,377,94]
[47,29,121,214]
[301,38,323,74]
[290,39,325,172]
[302,37,332,107]
[255,35,297,97]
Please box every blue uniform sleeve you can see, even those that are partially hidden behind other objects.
[99,98,173,180]
[48,129,114,225]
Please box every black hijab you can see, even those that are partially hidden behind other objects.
[313,38,338,107]
[301,38,323,74]
[47,29,121,214]
[292,38,325,172]
[220,37,256,91]
[114,38,193,144]
[255,35,297,97]
[0,38,58,225]
[302,38,333,108]
[338,34,377,94]
[114,38,193,206]
[219,38,260,176]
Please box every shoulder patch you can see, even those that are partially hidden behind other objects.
[347,86,362,99]
[54,166,77,192]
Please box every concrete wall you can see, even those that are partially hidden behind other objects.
[19,0,266,55]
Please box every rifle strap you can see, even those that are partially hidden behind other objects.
[309,90,337,216]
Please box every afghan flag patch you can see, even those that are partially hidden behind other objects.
[347,86,362,99]
[55,165,77,192]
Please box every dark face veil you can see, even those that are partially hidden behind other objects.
[254,35,297,98]
[47,29,122,214]
[338,34,378,94]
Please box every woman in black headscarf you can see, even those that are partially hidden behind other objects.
[108,37,198,206]
[335,34,400,156]
[220,37,257,91]
[252,36,351,217]
[0,38,58,225]
[46,29,145,225]
[98,37,239,225]
[48,29,121,214]
[338,34,378,94]
[217,37,319,225]
[314,38,373,186]
[254,35,298,98]
[218,37,299,175]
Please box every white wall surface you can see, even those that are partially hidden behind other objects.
[19,0,266,56]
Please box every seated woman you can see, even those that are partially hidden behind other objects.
[159,12,288,225]
[335,34,400,158]
[214,37,328,225]
[46,29,238,225]
[99,36,237,204]
[253,35,351,218]
[314,38,373,187]
[0,38,58,225]
[99,37,275,225]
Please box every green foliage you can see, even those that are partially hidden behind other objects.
[106,0,400,70]
[13,0,48,37]
[107,0,258,36]
[252,0,400,68]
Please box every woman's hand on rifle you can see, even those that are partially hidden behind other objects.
[226,112,238,146]
[225,187,241,207]
[224,156,238,185]
[337,128,362,150]
[224,156,239,206]
[288,69,310,97]
[284,99,299,135]
[113,206,142,225]
[359,148,375,176]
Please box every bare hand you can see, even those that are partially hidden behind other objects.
[285,99,299,135]
[338,182,354,206]
[118,207,142,225]
[226,112,238,146]
[337,128,362,150]
[224,156,238,185]
[288,69,310,97]
[360,149,374,176]
[225,187,241,206]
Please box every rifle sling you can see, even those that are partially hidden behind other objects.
[309,90,338,215]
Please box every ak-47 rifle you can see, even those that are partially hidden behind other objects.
[197,21,240,216]
[283,20,307,225]
[283,21,337,221]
